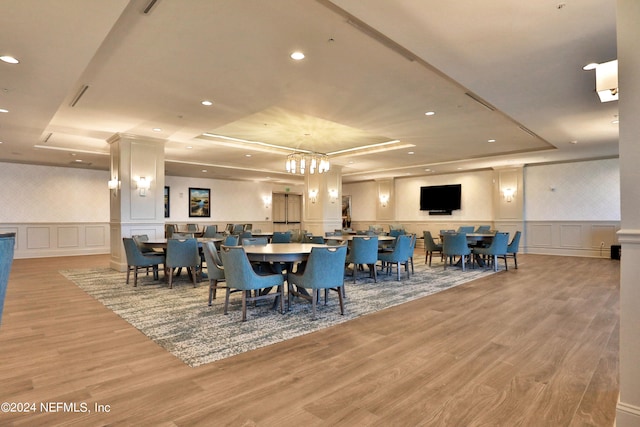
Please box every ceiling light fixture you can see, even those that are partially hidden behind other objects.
[425,111,435,116]
[594,60,618,102]
[0,108,8,113]
[285,152,330,175]
[290,51,305,60]
[201,100,213,106]
[0,55,19,64]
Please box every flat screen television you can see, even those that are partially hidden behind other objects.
[420,184,461,213]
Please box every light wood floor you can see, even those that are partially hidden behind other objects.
[0,252,619,426]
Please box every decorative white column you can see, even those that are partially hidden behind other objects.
[616,1,640,425]
[303,165,342,236]
[108,133,166,271]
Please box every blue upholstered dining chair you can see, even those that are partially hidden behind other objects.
[305,235,325,244]
[271,231,292,243]
[378,234,412,281]
[423,230,443,267]
[498,231,521,269]
[0,232,16,326]
[473,232,510,271]
[219,245,284,321]
[122,237,165,286]
[241,237,268,246]
[345,236,378,283]
[186,223,199,233]
[239,230,252,241]
[202,241,226,306]
[442,233,472,271]
[165,238,200,288]
[222,235,239,246]
[286,246,347,320]
[457,226,475,233]
[475,225,491,233]
[202,225,218,238]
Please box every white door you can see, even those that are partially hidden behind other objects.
[272,193,301,232]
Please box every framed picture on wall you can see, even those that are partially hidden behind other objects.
[164,186,170,218]
[189,187,210,217]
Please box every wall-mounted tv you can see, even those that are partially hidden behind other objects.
[420,184,461,214]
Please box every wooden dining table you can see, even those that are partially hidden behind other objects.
[326,234,395,242]
[142,237,223,249]
[242,243,327,263]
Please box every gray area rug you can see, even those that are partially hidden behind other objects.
[60,261,495,367]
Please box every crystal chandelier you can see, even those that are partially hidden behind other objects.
[285,152,330,174]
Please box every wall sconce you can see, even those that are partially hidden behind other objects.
[135,176,151,196]
[379,194,389,207]
[328,188,338,203]
[262,195,272,209]
[595,59,618,103]
[309,189,318,204]
[502,187,516,202]
[107,178,120,190]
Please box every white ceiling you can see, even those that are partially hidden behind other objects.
[0,0,618,184]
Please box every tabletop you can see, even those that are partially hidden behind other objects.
[242,243,327,262]
[327,234,395,242]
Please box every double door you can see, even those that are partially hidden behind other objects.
[272,193,301,232]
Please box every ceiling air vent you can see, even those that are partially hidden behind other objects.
[465,92,496,111]
[143,0,159,14]
[70,85,89,107]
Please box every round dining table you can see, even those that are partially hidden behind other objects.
[326,234,395,242]
[242,243,327,263]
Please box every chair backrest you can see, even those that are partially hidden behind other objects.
[299,246,348,289]
[507,231,521,254]
[166,238,200,268]
[306,235,325,244]
[350,236,379,264]
[186,223,199,232]
[423,231,440,251]
[389,229,406,238]
[243,224,253,231]
[0,233,16,325]
[457,226,475,233]
[232,224,245,234]
[386,234,412,261]
[225,223,235,234]
[487,232,510,254]
[289,229,304,243]
[408,233,417,255]
[165,224,176,238]
[442,233,471,256]
[132,234,154,253]
[223,235,239,246]
[272,231,292,243]
[239,230,252,240]
[202,241,224,281]
[172,232,194,239]
[475,225,491,233]
[440,229,455,235]
[202,225,218,237]
[122,237,151,265]
[219,246,264,291]
[242,237,268,246]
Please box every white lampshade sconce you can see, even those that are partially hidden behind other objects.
[328,188,339,203]
[107,178,120,191]
[501,187,516,202]
[134,176,151,196]
[262,195,272,209]
[379,194,389,207]
[595,59,618,103]
[309,189,318,204]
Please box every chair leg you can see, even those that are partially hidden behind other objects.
[133,268,138,287]
[311,290,317,320]
[208,279,218,306]
[353,263,357,283]
[278,285,284,314]
[241,290,249,322]
[337,286,344,315]
[126,267,131,285]
[168,269,173,289]
[513,254,518,269]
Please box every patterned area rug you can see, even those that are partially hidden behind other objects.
[60,261,495,367]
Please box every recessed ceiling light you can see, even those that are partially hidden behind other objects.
[201,169,207,173]
[201,100,213,106]
[612,119,619,124]
[0,108,8,113]
[425,111,435,116]
[152,128,162,132]
[408,151,415,155]
[583,62,598,71]
[245,154,252,157]
[75,159,83,163]
[487,139,496,143]
[186,146,193,149]
[570,140,578,144]
[424,168,431,172]
[0,55,19,64]
[290,51,305,60]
